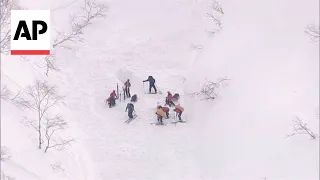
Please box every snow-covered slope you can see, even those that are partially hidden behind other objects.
[1,0,319,179]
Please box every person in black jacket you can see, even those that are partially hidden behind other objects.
[125,103,135,119]
[130,94,137,102]
[143,76,157,94]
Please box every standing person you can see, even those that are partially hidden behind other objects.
[155,105,166,124]
[143,76,157,94]
[109,90,117,108]
[125,102,135,119]
[173,104,184,121]
[124,79,131,98]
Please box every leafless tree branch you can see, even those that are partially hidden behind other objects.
[0,147,11,162]
[1,85,11,100]
[43,0,107,76]
[211,1,224,14]
[1,172,15,180]
[186,77,230,100]
[286,117,317,139]
[0,0,22,54]
[51,162,66,172]
[305,24,319,42]
[10,91,32,109]
[52,0,107,48]
[1,85,31,108]
[207,0,224,35]
[44,115,74,153]
[0,147,14,180]
[207,12,222,28]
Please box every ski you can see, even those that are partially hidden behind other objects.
[171,120,186,125]
[125,115,137,123]
[150,122,166,126]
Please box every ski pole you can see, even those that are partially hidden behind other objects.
[143,82,145,93]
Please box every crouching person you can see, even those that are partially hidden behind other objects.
[173,104,184,121]
[131,94,137,102]
[165,91,175,107]
[108,90,117,108]
[156,105,166,124]
[161,106,170,119]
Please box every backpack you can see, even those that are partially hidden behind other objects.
[175,105,184,112]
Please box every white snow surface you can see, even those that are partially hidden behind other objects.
[1,0,319,180]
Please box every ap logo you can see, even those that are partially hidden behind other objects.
[11,10,50,55]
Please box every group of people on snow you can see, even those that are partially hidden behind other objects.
[106,79,137,108]
[155,103,184,124]
[106,75,185,125]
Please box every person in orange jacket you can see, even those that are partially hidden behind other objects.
[156,105,166,124]
[173,104,184,121]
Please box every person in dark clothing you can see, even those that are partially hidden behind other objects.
[173,93,180,100]
[143,76,157,94]
[124,79,131,98]
[125,103,135,119]
[131,94,137,102]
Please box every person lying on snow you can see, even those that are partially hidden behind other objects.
[173,104,184,121]
[143,76,157,94]
[165,91,175,107]
[108,90,117,108]
[124,79,131,98]
[155,105,166,124]
[131,94,137,102]
[125,102,135,119]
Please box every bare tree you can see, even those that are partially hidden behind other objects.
[0,146,11,162]
[207,0,224,35]
[40,0,108,76]
[0,0,22,54]
[286,117,317,139]
[187,77,230,100]
[305,24,319,42]
[1,172,15,180]
[44,115,74,153]
[22,81,63,149]
[1,85,11,100]
[0,147,14,180]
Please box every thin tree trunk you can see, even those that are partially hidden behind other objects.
[38,107,42,149]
